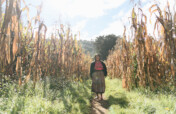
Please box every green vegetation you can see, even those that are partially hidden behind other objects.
[79,40,96,57]
[1,77,175,114]
[105,78,176,114]
[0,77,92,114]
[94,34,122,60]
[0,0,175,114]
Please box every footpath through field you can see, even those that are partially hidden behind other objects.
[91,96,109,114]
[90,78,176,114]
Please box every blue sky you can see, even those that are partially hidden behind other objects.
[24,0,175,40]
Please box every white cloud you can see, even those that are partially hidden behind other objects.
[46,20,90,40]
[94,7,132,38]
[112,10,125,20]
[71,20,90,40]
[72,20,87,33]
[141,0,147,3]
[79,32,92,40]
[43,0,127,18]
[100,20,124,36]
[91,20,125,40]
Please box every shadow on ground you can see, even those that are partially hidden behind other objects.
[98,94,129,110]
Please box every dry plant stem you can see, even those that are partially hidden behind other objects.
[0,0,92,86]
[106,2,176,90]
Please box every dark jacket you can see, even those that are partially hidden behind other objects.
[90,61,107,78]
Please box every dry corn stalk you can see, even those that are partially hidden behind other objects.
[0,0,92,87]
[106,2,176,90]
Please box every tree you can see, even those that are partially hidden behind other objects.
[79,40,96,57]
[94,34,121,60]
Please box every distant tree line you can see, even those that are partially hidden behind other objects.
[79,40,96,57]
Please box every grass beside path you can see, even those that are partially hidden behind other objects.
[104,77,176,114]
[0,77,176,114]
[0,77,92,114]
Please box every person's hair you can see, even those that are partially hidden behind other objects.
[94,54,101,61]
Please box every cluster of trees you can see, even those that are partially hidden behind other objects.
[94,34,121,60]
[80,35,122,60]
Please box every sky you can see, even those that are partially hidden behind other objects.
[24,0,176,41]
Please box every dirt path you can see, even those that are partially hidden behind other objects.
[90,97,109,114]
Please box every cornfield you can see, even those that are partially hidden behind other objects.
[0,0,91,88]
[106,2,176,90]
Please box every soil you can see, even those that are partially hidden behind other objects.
[90,96,109,114]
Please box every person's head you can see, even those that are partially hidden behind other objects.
[94,54,101,61]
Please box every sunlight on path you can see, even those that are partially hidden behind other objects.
[91,98,109,114]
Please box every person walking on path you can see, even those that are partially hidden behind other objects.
[90,54,107,100]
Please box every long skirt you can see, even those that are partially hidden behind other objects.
[91,70,105,93]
